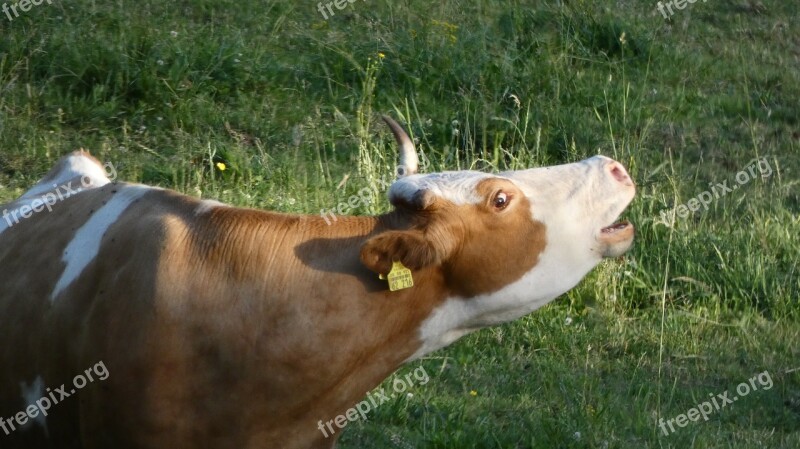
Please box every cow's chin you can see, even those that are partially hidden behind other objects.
[597,220,635,258]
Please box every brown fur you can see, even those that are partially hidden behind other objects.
[0,174,545,448]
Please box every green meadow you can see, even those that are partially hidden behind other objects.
[0,0,797,447]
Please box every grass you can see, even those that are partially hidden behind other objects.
[1,0,798,447]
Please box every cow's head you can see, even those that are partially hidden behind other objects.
[361,117,635,348]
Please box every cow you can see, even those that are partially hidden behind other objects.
[0,116,635,449]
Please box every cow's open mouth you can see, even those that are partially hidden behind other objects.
[598,220,634,257]
[600,220,632,235]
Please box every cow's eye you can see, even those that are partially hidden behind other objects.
[493,192,510,210]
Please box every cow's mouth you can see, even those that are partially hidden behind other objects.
[601,220,632,234]
[598,220,634,257]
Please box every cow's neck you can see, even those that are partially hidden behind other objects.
[194,207,450,421]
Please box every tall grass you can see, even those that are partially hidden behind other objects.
[0,0,798,447]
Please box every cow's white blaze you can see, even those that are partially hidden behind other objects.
[51,186,151,302]
[19,376,48,435]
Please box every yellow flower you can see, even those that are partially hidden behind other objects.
[430,19,459,45]
[216,162,226,171]
[378,52,385,59]
[431,19,458,32]
[469,390,478,396]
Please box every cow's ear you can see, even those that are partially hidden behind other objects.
[360,229,452,275]
[364,186,459,274]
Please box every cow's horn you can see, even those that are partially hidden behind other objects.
[382,115,419,178]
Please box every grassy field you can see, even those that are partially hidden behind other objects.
[1,0,798,447]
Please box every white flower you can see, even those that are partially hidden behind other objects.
[156,60,164,66]
[170,30,178,38]
[565,316,573,325]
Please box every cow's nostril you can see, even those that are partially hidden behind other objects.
[608,162,634,186]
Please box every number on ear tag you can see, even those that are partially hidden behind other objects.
[379,261,414,291]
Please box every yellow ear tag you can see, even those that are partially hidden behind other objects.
[378,261,414,291]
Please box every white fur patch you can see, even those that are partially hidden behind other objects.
[51,186,150,302]
[405,234,599,361]
[22,154,111,200]
[0,154,112,237]
[19,376,48,435]
[389,171,490,206]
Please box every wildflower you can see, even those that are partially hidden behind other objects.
[378,52,385,59]
[216,162,226,171]
[170,30,178,38]
[469,390,477,397]
[430,19,459,44]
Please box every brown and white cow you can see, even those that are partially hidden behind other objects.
[0,117,635,448]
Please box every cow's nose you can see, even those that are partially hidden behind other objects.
[607,161,634,187]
